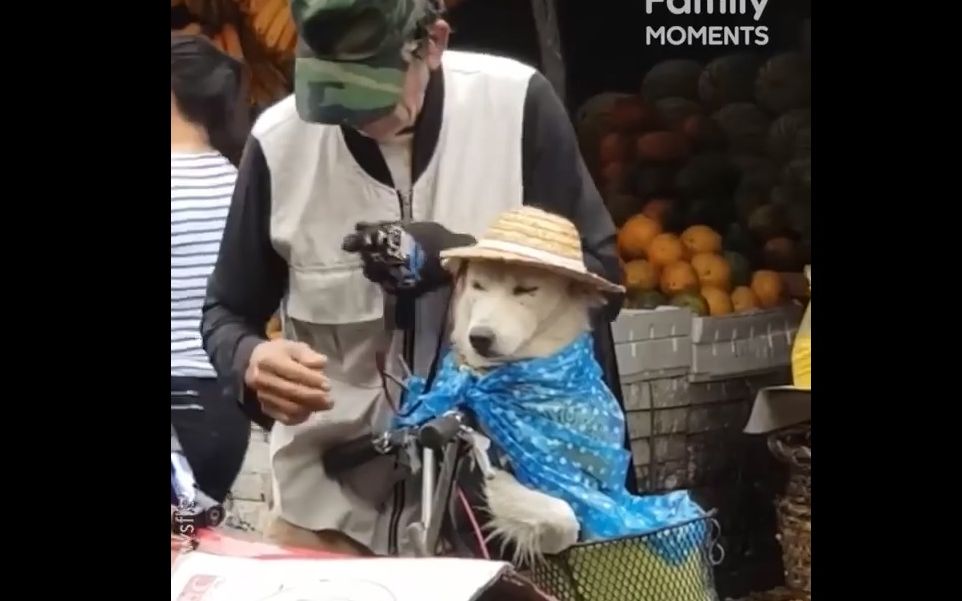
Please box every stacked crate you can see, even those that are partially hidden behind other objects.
[613,305,800,492]
[613,304,800,597]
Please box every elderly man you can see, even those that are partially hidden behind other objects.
[202,0,624,555]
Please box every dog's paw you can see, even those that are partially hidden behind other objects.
[484,469,579,563]
[536,496,580,554]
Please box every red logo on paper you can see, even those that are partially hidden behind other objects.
[176,574,220,601]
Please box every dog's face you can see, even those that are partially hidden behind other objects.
[450,260,601,367]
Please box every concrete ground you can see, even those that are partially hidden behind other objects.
[224,425,272,533]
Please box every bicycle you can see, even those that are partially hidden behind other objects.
[324,409,492,559]
[171,422,227,534]
[324,410,724,601]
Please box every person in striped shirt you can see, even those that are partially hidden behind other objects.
[171,33,252,505]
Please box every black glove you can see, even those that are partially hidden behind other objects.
[342,221,476,297]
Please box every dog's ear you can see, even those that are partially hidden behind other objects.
[568,281,606,309]
[447,260,469,331]
[451,260,468,298]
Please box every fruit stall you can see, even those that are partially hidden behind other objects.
[560,2,812,598]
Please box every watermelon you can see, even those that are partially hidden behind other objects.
[670,291,710,317]
[770,185,797,208]
[626,289,668,310]
[747,204,790,241]
[679,114,728,152]
[756,53,811,115]
[699,53,763,109]
[730,155,778,185]
[782,158,812,190]
[675,154,740,201]
[713,103,771,155]
[641,59,703,102]
[734,178,771,221]
[794,126,812,158]
[686,197,735,234]
[724,223,755,257]
[767,109,812,162]
[630,164,679,200]
[786,201,811,239]
[724,251,752,287]
[655,97,703,130]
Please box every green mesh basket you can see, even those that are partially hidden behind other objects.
[531,516,722,601]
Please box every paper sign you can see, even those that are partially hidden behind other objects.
[171,551,511,601]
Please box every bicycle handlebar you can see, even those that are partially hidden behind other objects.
[418,412,463,450]
[323,434,386,476]
[322,411,467,476]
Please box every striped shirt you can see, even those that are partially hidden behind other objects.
[171,151,236,378]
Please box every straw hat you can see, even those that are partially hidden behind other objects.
[439,206,625,295]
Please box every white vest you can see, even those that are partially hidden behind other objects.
[251,51,536,554]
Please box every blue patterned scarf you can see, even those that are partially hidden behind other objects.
[394,333,707,550]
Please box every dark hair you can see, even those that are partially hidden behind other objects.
[171,33,249,167]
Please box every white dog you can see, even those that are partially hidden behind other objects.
[448,258,605,563]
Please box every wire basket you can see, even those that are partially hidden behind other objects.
[531,516,722,601]
[768,427,811,595]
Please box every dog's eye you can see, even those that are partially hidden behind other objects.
[513,285,539,295]
[471,280,486,291]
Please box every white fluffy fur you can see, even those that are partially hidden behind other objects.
[451,260,603,562]
[483,470,580,565]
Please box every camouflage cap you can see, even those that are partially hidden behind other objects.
[291,0,442,127]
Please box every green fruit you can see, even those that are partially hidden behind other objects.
[675,153,739,201]
[734,178,770,221]
[724,251,752,287]
[626,289,668,310]
[786,202,811,238]
[747,204,789,241]
[655,97,702,129]
[724,223,753,255]
[670,291,710,317]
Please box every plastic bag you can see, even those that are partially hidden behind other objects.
[791,265,811,390]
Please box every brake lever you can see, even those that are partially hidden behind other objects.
[462,428,496,479]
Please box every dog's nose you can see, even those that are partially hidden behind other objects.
[469,327,496,357]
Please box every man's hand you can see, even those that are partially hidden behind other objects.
[245,339,332,425]
[341,221,475,297]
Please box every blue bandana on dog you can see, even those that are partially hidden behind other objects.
[395,333,707,553]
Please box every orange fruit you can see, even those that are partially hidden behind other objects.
[731,286,760,313]
[690,252,732,291]
[647,232,687,268]
[681,225,723,255]
[701,286,734,316]
[660,261,699,296]
[642,198,672,224]
[624,259,660,292]
[751,270,784,308]
[617,214,663,260]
